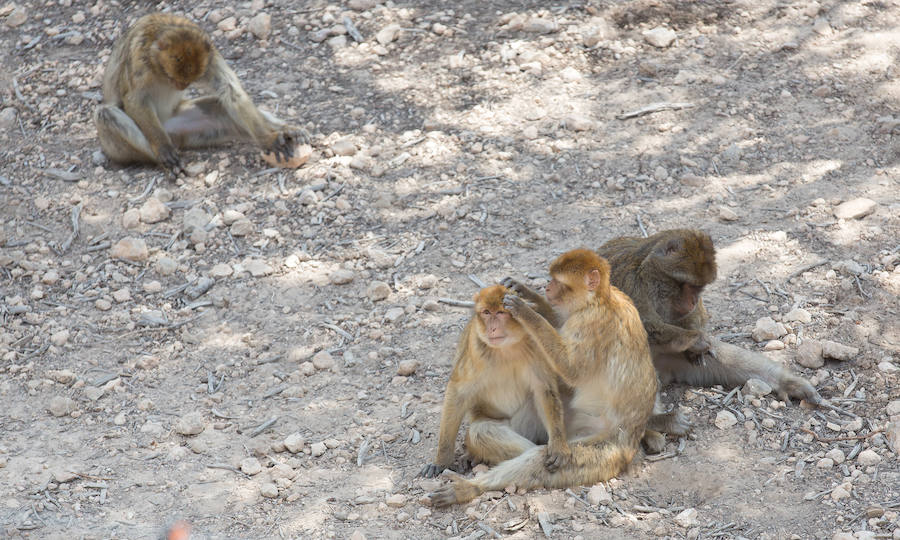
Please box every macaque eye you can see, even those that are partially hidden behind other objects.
[481,309,491,316]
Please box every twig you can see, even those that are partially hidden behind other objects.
[476,522,502,539]
[60,203,82,253]
[799,427,882,443]
[129,178,156,203]
[636,214,648,237]
[468,274,487,288]
[357,439,371,466]
[248,417,278,438]
[438,298,475,308]
[206,463,247,475]
[784,260,828,282]
[342,16,364,42]
[536,512,553,537]
[319,322,353,340]
[853,275,870,298]
[616,102,695,120]
[818,400,859,419]
[263,384,287,399]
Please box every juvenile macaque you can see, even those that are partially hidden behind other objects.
[597,229,821,404]
[429,249,657,507]
[94,13,307,177]
[420,285,572,479]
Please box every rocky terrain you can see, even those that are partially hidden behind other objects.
[1,0,899,538]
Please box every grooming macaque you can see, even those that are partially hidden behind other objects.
[95,13,308,177]
[420,285,572,479]
[428,249,658,507]
[597,229,821,404]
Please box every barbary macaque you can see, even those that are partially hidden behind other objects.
[94,13,308,177]
[429,249,658,507]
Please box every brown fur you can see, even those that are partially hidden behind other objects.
[429,250,657,507]
[420,285,572,480]
[598,229,820,404]
[94,13,307,176]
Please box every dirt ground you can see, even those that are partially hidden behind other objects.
[1,0,899,538]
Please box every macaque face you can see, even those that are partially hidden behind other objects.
[674,282,702,317]
[545,277,564,306]
[479,308,516,347]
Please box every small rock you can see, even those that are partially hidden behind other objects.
[248,12,271,39]
[816,457,833,469]
[349,532,366,540]
[83,386,104,401]
[833,198,877,220]
[222,209,245,225]
[143,280,162,293]
[674,508,698,527]
[230,218,255,237]
[284,433,305,453]
[331,138,357,156]
[878,361,899,373]
[330,269,354,285]
[714,410,737,429]
[209,263,233,278]
[831,485,852,501]
[112,288,131,303]
[244,259,273,277]
[122,208,141,229]
[885,422,899,455]
[48,396,76,417]
[241,457,263,475]
[48,369,76,385]
[0,107,17,130]
[887,400,900,416]
[259,483,279,498]
[376,23,401,45]
[763,340,785,351]
[95,299,112,311]
[752,317,787,342]
[386,493,407,507]
[298,189,318,205]
[523,18,557,33]
[857,449,881,467]
[742,378,772,397]
[812,16,832,35]
[833,259,865,276]
[182,207,210,233]
[384,307,405,324]
[299,362,315,376]
[50,330,70,347]
[139,197,170,224]
[825,448,845,464]
[643,26,677,48]
[796,339,824,368]
[586,484,612,506]
[784,308,812,323]
[366,280,391,301]
[310,442,327,456]
[52,468,77,483]
[155,256,177,276]
[563,115,594,131]
[110,237,149,261]
[821,340,858,361]
[312,351,335,370]
[348,0,375,10]
[560,66,582,81]
[397,360,418,376]
[719,206,739,221]
[174,412,205,436]
[6,5,27,27]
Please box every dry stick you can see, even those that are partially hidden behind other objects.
[319,322,353,340]
[853,274,870,298]
[342,16,364,42]
[636,214,648,237]
[616,102,695,120]
[468,274,487,288]
[476,522,502,539]
[536,512,553,537]
[206,463,247,475]
[439,297,475,308]
[799,427,882,443]
[357,439,371,466]
[818,400,859,419]
[784,260,828,282]
[248,417,278,438]
[129,177,156,203]
[60,204,82,253]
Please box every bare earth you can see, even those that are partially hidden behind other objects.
[1,1,899,539]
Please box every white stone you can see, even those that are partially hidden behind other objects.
[310,442,327,456]
[643,26,677,48]
[834,198,877,220]
[139,197,170,223]
[330,269,354,285]
[397,360,418,376]
[825,448,845,464]
[248,12,271,39]
[110,237,149,261]
[784,308,812,323]
[174,412,205,436]
[376,23,401,44]
[674,508,698,527]
[284,433,305,453]
[241,457,263,475]
[50,330,70,347]
[259,482,279,498]
[752,317,787,342]
[386,493,407,507]
[857,449,881,467]
[366,281,391,301]
[312,351,335,370]
[714,410,738,429]
[586,484,612,506]
[821,340,858,361]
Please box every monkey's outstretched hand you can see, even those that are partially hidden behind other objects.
[266,126,311,162]
[157,144,186,179]
[419,462,446,478]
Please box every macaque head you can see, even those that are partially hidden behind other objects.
[547,249,611,312]
[649,230,717,319]
[473,285,523,348]
[154,29,212,90]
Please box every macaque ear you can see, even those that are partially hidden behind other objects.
[585,269,602,291]
[655,238,682,258]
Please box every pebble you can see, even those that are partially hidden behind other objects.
[0,107,17,130]
[821,340,858,361]
[784,308,812,323]
[348,0,375,10]
[310,442,327,457]
[831,484,852,501]
[674,508,698,527]
[210,263,233,278]
[886,422,900,455]
[241,457,263,475]
[833,198,877,220]
[248,12,271,39]
[643,26,677,48]
[349,531,367,540]
[796,340,824,368]
[332,138,357,156]
[330,269,354,285]
[48,369,76,385]
[110,237,149,261]
[714,410,738,429]
[6,5,27,26]
[366,281,391,301]
[122,209,140,229]
[826,448,846,464]
[397,360,418,376]
[386,494,407,507]
[680,173,705,187]
[155,257,177,276]
[312,351,335,370]
[244,259,272,277]
[523,18,557,33]
[139,197,170,224]
[560,66,582,81]
[719,206,739,221]
[95,299,112,311]
[878,361,899,373]
[83,385,104,401]
[112,288,131,303]
[857,449,881,467]
[887,401,900,416]
[763,340,785,351]
[563,115,595,131]
[50,329,70,347]
[300,362,316,376]
[298,189,318,206]
[143,280,162,293]
[259,483,279,498]
[833,259,865,276]
[183,207,211,233]
[222,209,244,225]
[816,457,834,469]
[742,378,772,397]
[48,396,76,417]
[384,307,405,324]
[587,484,612,506]
[376,23,401,45]
[752,317,787,342]
[174,412,205,436]
[284,433,305,453]
[230,219,255,237]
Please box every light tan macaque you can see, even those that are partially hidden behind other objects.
[597,229,821,404]
[429,249,657,507]
[420,285,572,479]
[94,13,308,177]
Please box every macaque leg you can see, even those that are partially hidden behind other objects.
[94,104,156,163]
[642,394,692,453]
[465,419,538,465]
[656,338,821,404]
[165,96,254,148]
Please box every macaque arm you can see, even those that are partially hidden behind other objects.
[502,295,578,385]
[121,92,183,173]
[531,375,571,471]
[203,52,278,147]
[500,277,560,327]
[640,310,703,353]
[421,382,468,477]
